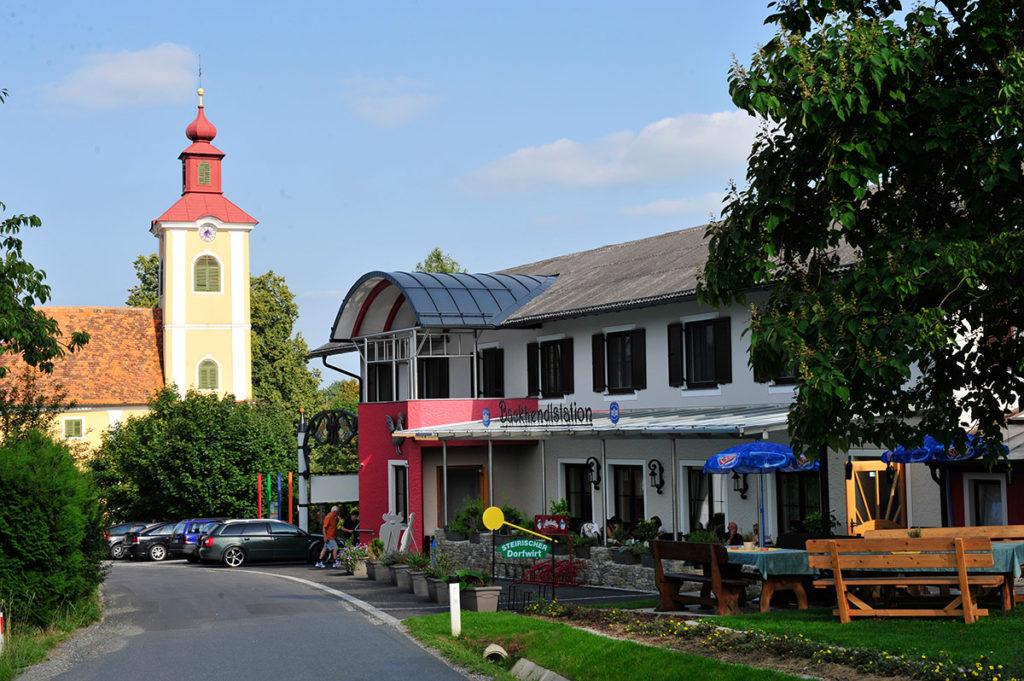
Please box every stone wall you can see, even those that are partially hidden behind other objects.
[434,534,656,592]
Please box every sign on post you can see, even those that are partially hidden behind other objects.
[498,538,551,559]
[534,514,569,535]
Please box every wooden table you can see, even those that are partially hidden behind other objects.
[726,547,813,613]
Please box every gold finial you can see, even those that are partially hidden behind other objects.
[197,87,204,107]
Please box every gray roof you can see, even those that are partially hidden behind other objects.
[496,225,712,325]
[394,404,791,440]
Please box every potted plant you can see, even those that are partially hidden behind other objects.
[405,552,430,596]
[380,551,409,585]
[685,528,721,543]
[570,534,598,559]
[549,498,570,516]
[613,539,641,564]
[423,551,457,604]
[451,497,486,543]
[365,538,386,580]
[455,568,502,612]
[337,542,370,576]
[742,531,756,550]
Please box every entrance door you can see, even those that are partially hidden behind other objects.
[437,465,488,526]
[845,461,907,535]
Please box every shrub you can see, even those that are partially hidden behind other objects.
[450,496,485,535]
[686,528,721,543]
[0,431,106,627]
[423,551,457,579]
[498,503,529,535]
[367,537,385,561]
[633,519,658,543]
[405,552,429,570]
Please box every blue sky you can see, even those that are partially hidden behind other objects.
[1,2,777,380]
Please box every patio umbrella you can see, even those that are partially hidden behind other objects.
[704,441,794,547]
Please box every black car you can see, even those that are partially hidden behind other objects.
[106,521,149,559]
[127,521,178,561]
[197,519,323,567]
[169,518,226,562]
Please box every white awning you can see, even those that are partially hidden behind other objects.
[395,404,791,441]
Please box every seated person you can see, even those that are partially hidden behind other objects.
[605,515,624,545]
[724,521,744,546]
[651,515,669,540]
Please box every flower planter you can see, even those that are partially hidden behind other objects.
[351,560,367,578]
[367,561,386,580]
[640,553,655,568]
[461,586,502,612]
[426,577,449,604]
[389,564,410,586]
[468,532,482,544]
[394,565,413,590]
[410,571,429,597]
[612,550,638,565]
[573,545,592,559]
[552,542,570,556]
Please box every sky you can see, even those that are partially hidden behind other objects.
[0,2,778,381]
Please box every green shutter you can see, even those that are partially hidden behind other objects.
[64,419,83,438]
[198,161,211,185]
[194,256,221,292]
[198,360,218,390]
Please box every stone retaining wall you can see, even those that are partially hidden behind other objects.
[435,535,656,592]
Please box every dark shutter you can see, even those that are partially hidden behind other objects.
[668,322,683,387]
[527,342,539,397]
[630,328,646,389]
[559,338,574,395]
[491,348,504,396]
[683,324,696,387]
[713,318,732,384]
[591,333,605,392]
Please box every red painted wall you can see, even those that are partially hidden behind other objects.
[357,398,537,550]
[948,464,1022,525]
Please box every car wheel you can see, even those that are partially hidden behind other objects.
[308,541,324,564]
[185,553,199,563]
[222,546,246,568]
[110,543,126,560]
[148,544,168,561]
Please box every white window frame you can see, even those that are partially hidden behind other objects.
[388,460,410,527]
[191,251,223,294]
[63,417,84,440]
[962,472,1007,526]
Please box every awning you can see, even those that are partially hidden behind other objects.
[394,404,791,441]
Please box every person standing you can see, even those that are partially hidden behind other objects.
[340,508,359,546]
[316,505,341,568]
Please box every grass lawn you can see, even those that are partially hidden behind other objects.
[405,611,808,681]
[0,597,101,681]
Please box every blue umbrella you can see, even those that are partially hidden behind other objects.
[704,442,795,546]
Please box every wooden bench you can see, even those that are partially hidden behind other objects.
[806,537,1010,623]
[863,525,1024,541]
[652,540,753,615]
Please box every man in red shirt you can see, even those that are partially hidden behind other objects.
[316,505,340,568]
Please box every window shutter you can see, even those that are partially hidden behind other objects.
[668,322,683,387]
[489,348,504,397]
[713,317,732,384]
[630,328,646,390]
[527,343,539,397]
[560,338,574,395]
[683,323,696,387]
[591,333,605,392]
[198,161,211,185]
[198,360,218,390]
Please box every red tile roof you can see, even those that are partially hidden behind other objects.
[0,307,165,406]
[154,193,257,224]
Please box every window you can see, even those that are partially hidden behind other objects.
[592,329,646,393]
[391,463,409,523]
[242,523,269,535]
[198,161,211,185]
[268,521,298,535]
[220,524,245,536]
[194,255,221,292]
[63,418,83,439]
[367,363,394,402]
[527,338,574,398]
[777,472,821,534]
[966,475,1006,525]
[198,359,219,391]
[667,319,732,389]
[564,463,593,530]
[612,464,644,529]
[417,357,449,399]
[478,347,504,397]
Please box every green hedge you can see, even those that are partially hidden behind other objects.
[0,431,106,627]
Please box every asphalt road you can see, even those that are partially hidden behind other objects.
[18,560,476,681]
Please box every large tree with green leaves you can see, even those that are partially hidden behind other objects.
[125,253,160,308]
[415,247,467,273]
[699,1,1024,460]
[89,387,295,520]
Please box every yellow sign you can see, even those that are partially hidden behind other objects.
[482,506,553,541]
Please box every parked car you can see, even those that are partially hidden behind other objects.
[127,521,178,561]
[106,521,150,559]
[169,518,226,562]
[198,519,323,568]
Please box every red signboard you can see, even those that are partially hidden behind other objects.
[534,514,569,535]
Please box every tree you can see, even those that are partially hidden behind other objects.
[699,1,1024,460]
[250,271,321,416]
[0,367,73,440]
[89,387,295,520]
[309,379,360,474]
[415,247,467,273]
[125,253,160,307]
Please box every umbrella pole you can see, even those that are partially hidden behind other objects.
[944,465,953,527]
[759,471,766,547]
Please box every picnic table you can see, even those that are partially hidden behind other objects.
[725,547,814,612]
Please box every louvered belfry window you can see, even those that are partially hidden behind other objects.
[198,161,211,185]
[194,255,221,292]
[198,359,219,391]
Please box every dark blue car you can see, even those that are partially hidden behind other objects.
[169,518,226,562]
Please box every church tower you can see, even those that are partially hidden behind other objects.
[151,89,255,400]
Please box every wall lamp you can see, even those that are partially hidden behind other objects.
[647,459,665,495]
[585,456,602,491]
[845,456,853,480]
[731,471,749,499]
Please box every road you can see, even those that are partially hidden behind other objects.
[19,560,473,681]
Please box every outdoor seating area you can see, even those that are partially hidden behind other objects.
[652,540,754,615]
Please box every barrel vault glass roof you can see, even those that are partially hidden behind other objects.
[341,271,557,331]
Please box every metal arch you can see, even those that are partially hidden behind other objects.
[303,409,358,452]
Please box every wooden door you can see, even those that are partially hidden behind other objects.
[845,461,907,535]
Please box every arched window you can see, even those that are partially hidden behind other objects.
[198,359,219,391]
[194,255,221,292]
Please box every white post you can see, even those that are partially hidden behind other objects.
[449,583,461,637]
[1,607,5,656]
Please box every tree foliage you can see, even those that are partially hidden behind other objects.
[250,270,321,416]
[0,431,106,627]
[309,380,360,474]
[89,387,296,520]
[0,366,73,441]
[125,253,160,307]
[415,247,467,273]
[699,0,1024,460]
